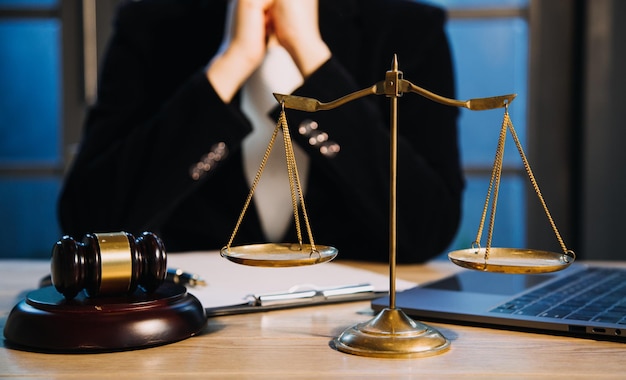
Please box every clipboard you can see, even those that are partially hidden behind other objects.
[166,251,417,316]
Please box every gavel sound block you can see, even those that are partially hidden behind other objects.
[3,232,206,352]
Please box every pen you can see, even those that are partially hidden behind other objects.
[205,283,386,317]
[253,283,375,306]
[166,268,207,287]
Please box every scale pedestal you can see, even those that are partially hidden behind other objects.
[333,308,450,358]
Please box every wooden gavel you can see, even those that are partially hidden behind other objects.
[51,231,167,299]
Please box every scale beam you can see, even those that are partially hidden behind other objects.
[274,80,516,113]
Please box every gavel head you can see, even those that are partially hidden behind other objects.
[51,231,167,299]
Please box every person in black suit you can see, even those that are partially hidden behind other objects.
[58,0,464,263]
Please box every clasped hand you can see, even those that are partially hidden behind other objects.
[207,0,331,103]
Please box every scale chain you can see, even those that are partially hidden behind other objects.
[224,113,281,251]
[224,107,317,256]
[280,109,317,254]
[504,109,571,256]
[474,105,509,262]
[473,106,574,264]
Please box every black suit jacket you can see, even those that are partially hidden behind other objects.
[59,0,464,263]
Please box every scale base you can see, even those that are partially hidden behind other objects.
[3,283,206,352]
[332,307,450,358]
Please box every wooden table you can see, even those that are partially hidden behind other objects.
[1,258,624,378]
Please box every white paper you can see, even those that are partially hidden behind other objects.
[166,252,416,308]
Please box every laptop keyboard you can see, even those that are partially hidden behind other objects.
[490,267,626,324]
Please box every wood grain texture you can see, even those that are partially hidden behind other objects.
[1,258,623,378]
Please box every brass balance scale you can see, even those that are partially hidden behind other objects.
[220,55,575,358]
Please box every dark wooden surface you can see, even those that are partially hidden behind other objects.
[3,282,205,352]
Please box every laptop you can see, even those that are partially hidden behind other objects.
[371,263,626,342]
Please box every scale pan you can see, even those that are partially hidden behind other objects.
[448,247,574,274]
[220,243,337,267]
